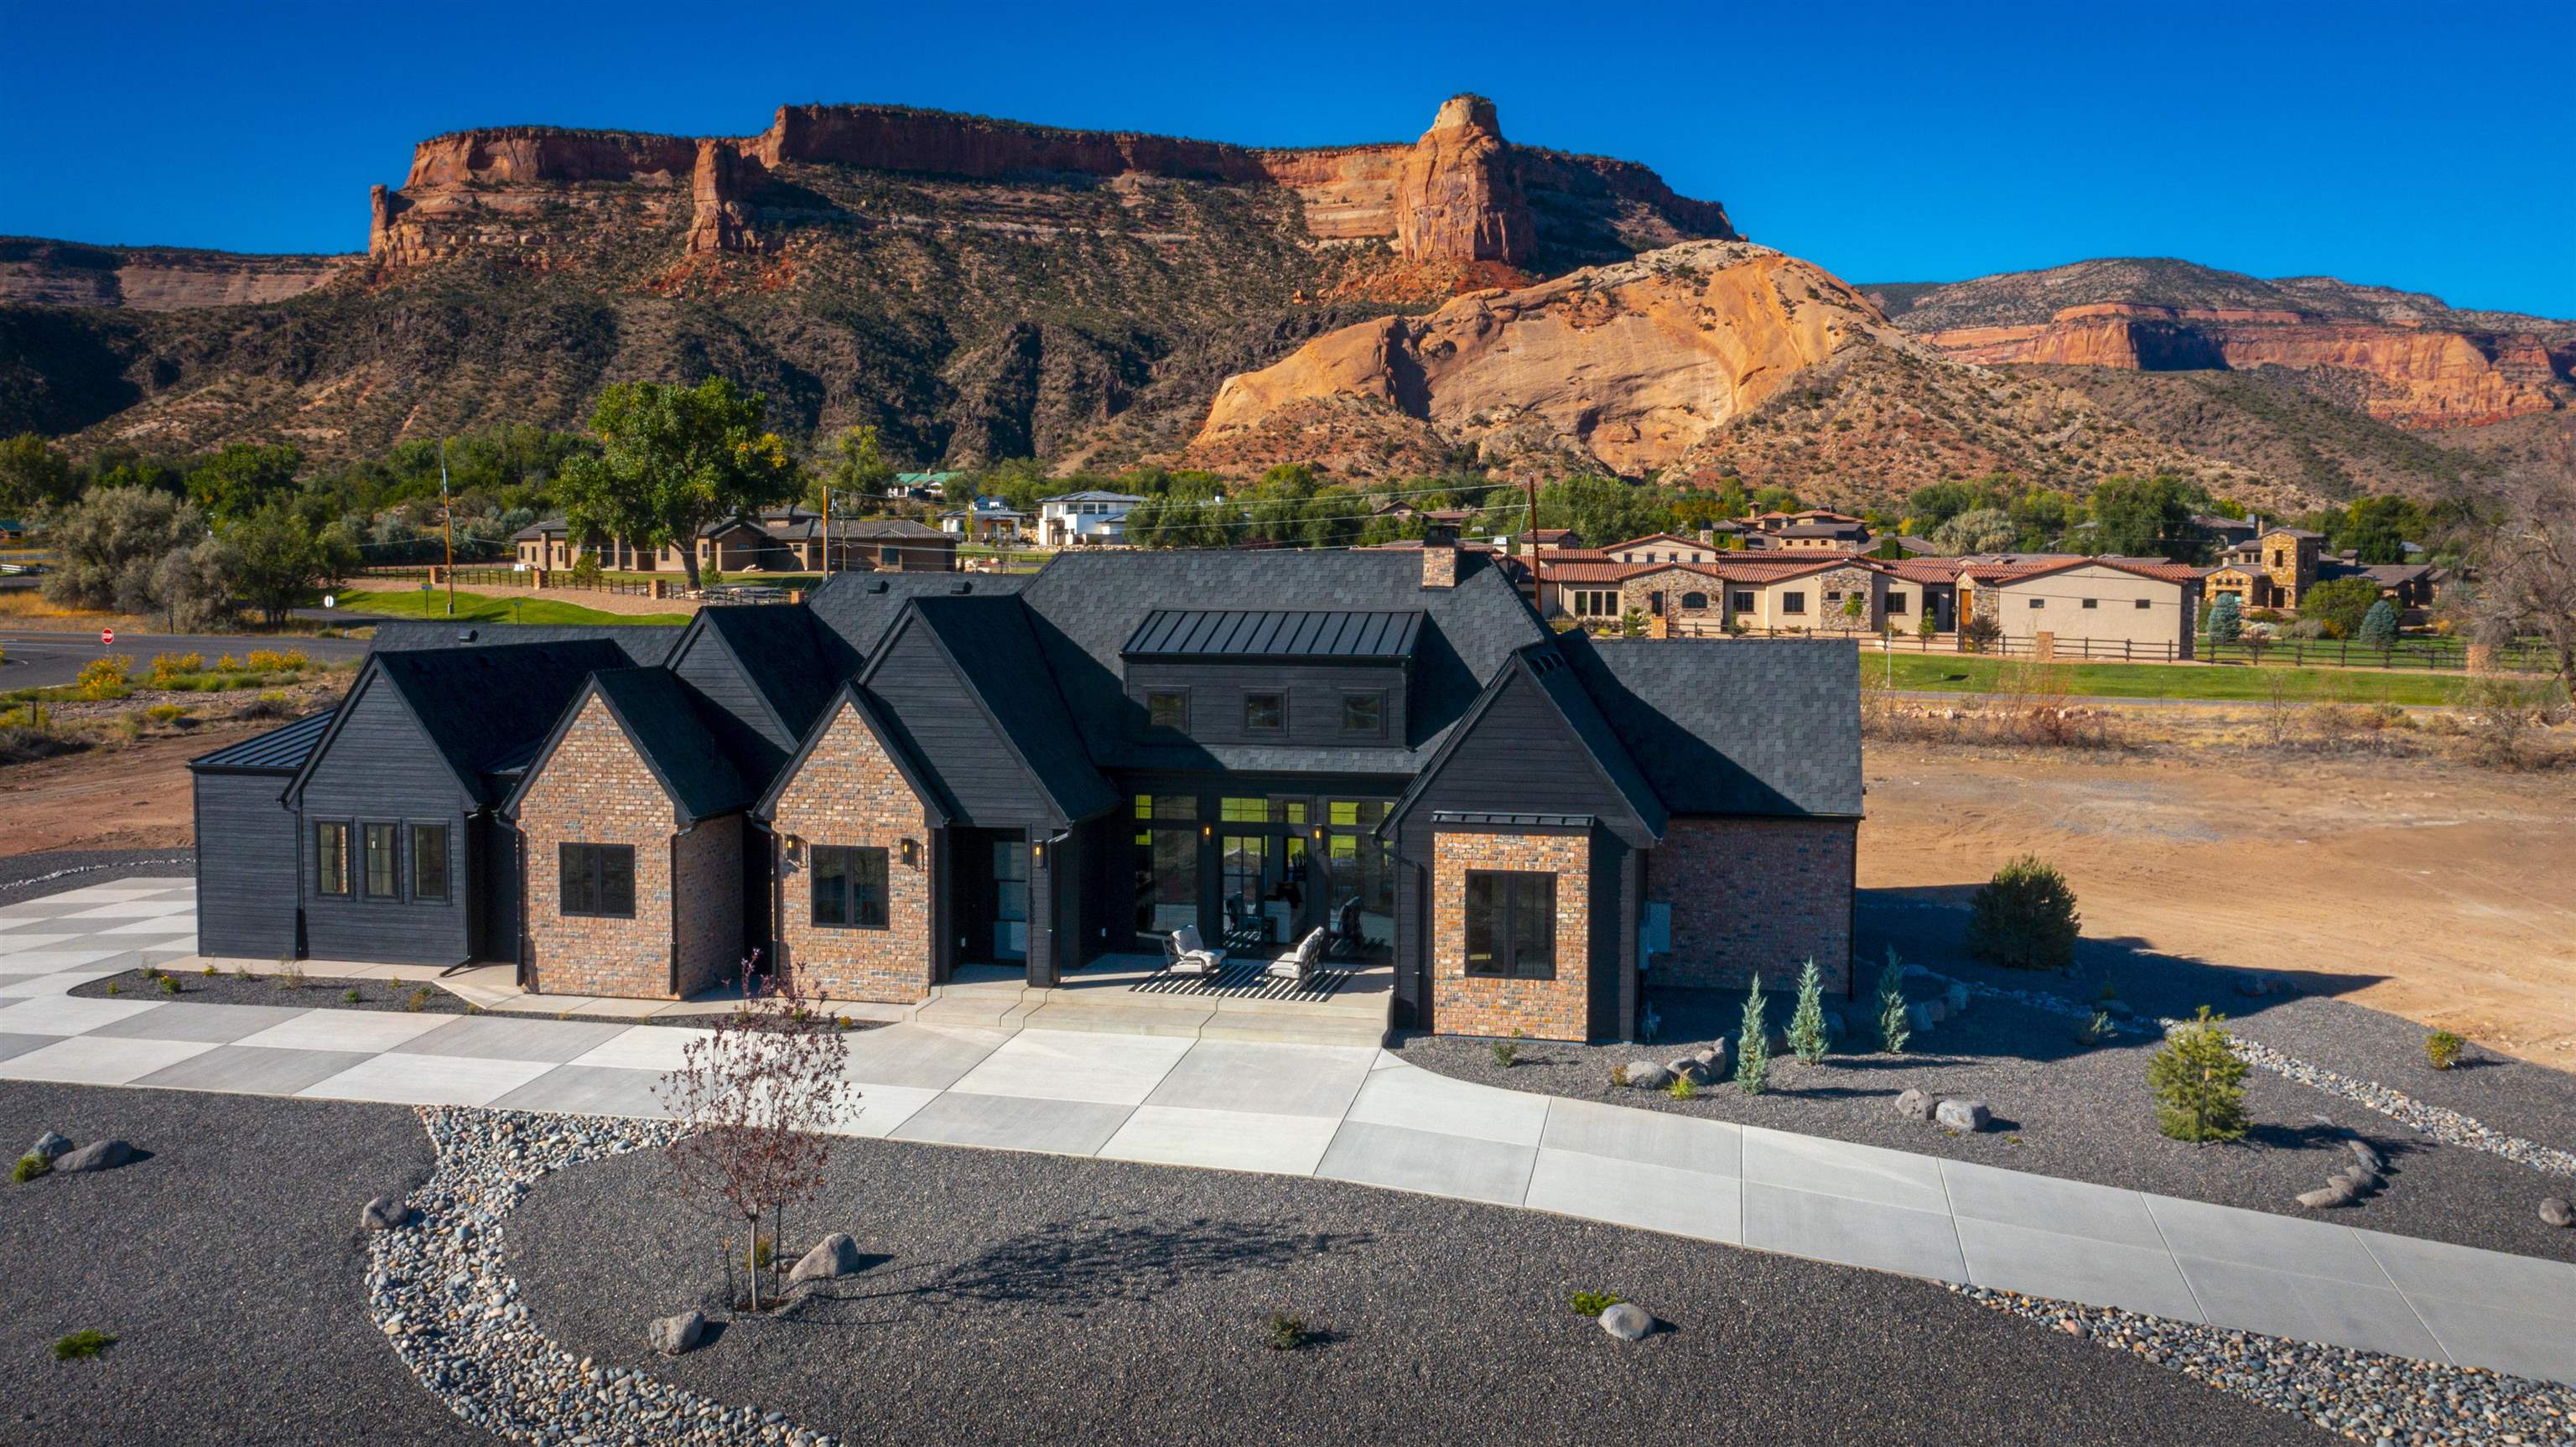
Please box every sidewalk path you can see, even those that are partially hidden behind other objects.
[5,879,2573,1387]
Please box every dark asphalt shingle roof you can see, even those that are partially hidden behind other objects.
[367,620,682,667]
[693,604,847,744]
[369,639,636,804]
[189,710,334,774]
[807,571,1031,659]
[584,668,755,822]
[1558,634,1862,818]
[906,594,1121,824]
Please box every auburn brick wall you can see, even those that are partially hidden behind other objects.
[1653,817,1855,996]
[769,700,937,1003]
[1430,829,1592,1041]
[517,694,740,999]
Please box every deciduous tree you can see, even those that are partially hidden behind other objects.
[556,379,800,589]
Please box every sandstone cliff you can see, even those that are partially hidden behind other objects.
[366,96,1735,277]
[0,238,356,310]
[1877,259,2575,428]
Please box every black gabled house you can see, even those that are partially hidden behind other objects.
[190,546,1862,1040]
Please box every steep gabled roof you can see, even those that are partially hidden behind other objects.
[908,594,1120,824]
[688,604,846,743]
[293,639,637,807]
[1382,645,1665,846]
[502,668,753,826]
[1559,634,1862,818]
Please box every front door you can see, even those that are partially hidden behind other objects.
[952,830,1031,967]
[986,838,1030,963]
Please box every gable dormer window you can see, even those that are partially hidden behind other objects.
[1147,690,1188,730]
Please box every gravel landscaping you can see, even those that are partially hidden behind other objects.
[0,1082,480,1446]
[0,848,192,905]
[508,1127,2333,1447]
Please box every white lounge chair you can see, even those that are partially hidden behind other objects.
[1265,927,1330,988]
[1164,925,1225,978]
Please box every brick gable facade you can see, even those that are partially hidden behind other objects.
[515,693,743,998]
[1429,828,1592,1040]
[767,699,938,1003]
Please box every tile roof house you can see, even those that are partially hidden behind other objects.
[189,545,1862,1043]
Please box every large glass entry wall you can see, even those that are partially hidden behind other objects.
[1130,788,1395,963]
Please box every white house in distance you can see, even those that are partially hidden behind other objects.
[938,495,1028,543]
[1039,490,1144,547]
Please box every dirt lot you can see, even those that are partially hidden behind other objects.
[1862,732,2576,1071]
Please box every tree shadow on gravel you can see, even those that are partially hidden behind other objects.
[783,1211,1369,1325]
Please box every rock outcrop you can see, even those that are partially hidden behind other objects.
[364,96,1734,276]
[1189,241,1909,476]
[1877,260,2575,429]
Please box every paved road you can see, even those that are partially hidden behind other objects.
[0,629,371,691]
[4,878,2574,1387]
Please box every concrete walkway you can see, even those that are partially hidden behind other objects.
[6,879,2573,1387]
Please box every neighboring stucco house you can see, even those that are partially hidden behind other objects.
[1038,490,1144,547]
[1963,558,2205,657]
[189,547,1862,1045]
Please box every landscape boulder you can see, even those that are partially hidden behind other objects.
[2542,1197,2573,1228]
[30,1131,71,1163]
[1905,1003,1939,1033]
[1597,1303,1654,1341]
[1943,983,1970,1014]
[790,1232,863,1284]
[1935,1099,1992,1132]
[647,1309,706,1356]
[2346,1139,2384,1175]
[1622,1061,1672,1091]
[1665,1057,1709,1087]
[1893,1087,1940,1123]
[53,1139,133,1174]
[1691,1040,1729,1079]
[2296,1180,2358,1210]
[361,1196,411,1232]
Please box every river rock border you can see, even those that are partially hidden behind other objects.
[1947,1283,2576,1446]
[367,1105,838,1447]
[1952,975,2576,1180]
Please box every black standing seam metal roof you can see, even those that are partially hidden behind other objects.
[1122,609,1424,660]
[187,709,334,774]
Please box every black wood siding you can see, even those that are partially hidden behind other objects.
[475,817,522,965]
[295,675,475,964]
[1124,661,1409,748]
[865,622,1054,827]
[193,773,299,959]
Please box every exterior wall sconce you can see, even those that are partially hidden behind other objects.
[900,838,922,869]
[1031,840,1046,869]
[782,836,804,867]
[1201,824,1212,839]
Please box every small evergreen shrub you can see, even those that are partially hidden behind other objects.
[2424,1030,2464,1071]
[1568,1291,1624,1317]
[1735,973,1772,1096]
[2147,1007,2250,1143]
[50,1330,114,1361]
[2205,593,2243,646]
[1876,949,1911,1055]
[1965,855,2080,971]
[1265,1312,1311,1351]
[343,988,363,1004]
[103,981,120,996]
[1490,1037,1519,1068]
[2077,1008,2115,1046]
[13,1152,50,1184]
[2358,599,2398,648]
[1666,1074,1700,1101]
[1787,957,1828,1064]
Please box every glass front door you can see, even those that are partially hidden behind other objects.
[989,840,1029,962]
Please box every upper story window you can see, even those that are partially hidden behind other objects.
[1244,692,1285,734]
[1341,692,1384,737]
[1147,690,1188,730]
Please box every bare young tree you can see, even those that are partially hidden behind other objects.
[654,952,854,1312]
[2465,473,2576,703]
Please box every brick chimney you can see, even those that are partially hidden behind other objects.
[1420,530,1458,589]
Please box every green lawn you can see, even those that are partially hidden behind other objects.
[1866,652,2473,706]
[335,589,690,628]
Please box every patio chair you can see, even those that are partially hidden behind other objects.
[1265,927,1330,988]
[1164,925,1225,978]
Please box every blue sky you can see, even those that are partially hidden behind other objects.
[3,0,2569,316]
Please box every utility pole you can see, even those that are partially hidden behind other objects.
[440,437,455,618]
[822,482,832,578]
[1524,477,1538,550]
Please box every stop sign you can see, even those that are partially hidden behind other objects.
[101,628,115,646]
